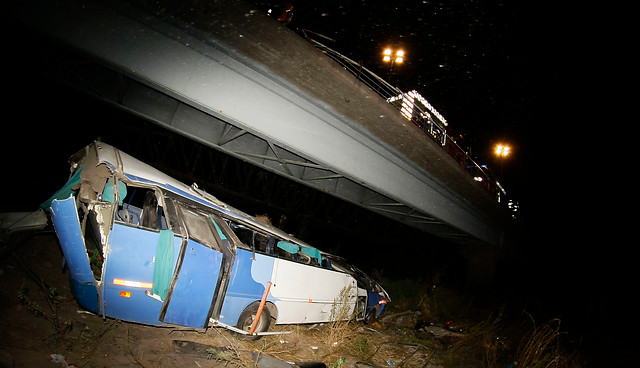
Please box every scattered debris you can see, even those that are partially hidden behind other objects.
[50,354,75,368]
[0,210,48,241]
[422,325,466,340]
[172,340,235,360]
[252,352,294,368]
[381,310,420,327]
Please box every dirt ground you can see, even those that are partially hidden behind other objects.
[0,231,447,368]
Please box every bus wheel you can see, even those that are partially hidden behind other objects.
[236,302,271,340]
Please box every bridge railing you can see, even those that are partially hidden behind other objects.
[307,36,509,207]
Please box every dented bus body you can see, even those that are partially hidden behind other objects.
[45,141,389,336]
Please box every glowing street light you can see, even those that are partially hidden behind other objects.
[495,144,511,181]
[495,144,511,157]
[383,48,405,81]
[383,48,404,63]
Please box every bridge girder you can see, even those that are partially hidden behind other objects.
[11,0,514,248]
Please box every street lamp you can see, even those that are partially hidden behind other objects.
[494,144,511,181]
[383,48,404,81]
[495,144,510,157]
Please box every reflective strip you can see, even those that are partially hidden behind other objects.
[113,278,153,289]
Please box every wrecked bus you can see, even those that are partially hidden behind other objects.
[44,141,389,336]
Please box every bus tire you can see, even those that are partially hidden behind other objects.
[236,302,271,340]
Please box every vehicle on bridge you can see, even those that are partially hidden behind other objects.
[43,141,389,337]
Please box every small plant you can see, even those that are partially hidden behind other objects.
[515,316,577,368]
[354,336,371,361]
[18,286,47,320]
[448,313,504,368]
[332,357,346,368]
[325,285,357,349]
[206,347,233,361]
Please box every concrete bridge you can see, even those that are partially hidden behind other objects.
[11,0,516,252]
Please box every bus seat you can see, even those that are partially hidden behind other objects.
[300,245,322,265]
[102,178,127,205]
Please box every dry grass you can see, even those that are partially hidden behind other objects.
[323,285,359,350]
[232,285,363,367]
[514,315,580,368]
[447,313,505,368]
[446,312,582,368]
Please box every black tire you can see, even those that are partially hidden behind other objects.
[236,302,271,340]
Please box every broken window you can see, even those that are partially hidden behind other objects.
[114,186,168,231]
[227,220,278,256]
[162,198,184,236]
[179,207,222,251]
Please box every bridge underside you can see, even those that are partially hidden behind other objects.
[11,0,513,248]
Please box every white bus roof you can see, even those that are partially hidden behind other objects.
[88,141,313,248]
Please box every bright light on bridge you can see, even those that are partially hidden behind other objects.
[495,144,511,157]
[383,48,404,63]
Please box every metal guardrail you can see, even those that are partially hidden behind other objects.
[305,34,511,209]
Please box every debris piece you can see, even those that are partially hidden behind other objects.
[424,325,465,340]
[172,340,234,360]
[251,352,294,368]
[296,362,327,368]
[50,353,75,367]
[0,209,48,240]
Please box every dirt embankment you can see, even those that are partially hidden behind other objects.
[1,232,452,368]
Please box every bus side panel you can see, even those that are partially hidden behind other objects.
[271,260,357,324]
[308,270,358,323]
[50,197,100,314]
[219,249,275,326]
[270,259,311,324]
[102,223,180,325]
[162,239,223,328]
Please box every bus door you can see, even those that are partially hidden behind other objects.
[101,186,182,326]
[160,207,235,328]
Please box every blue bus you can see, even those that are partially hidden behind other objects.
[44,141,389,337]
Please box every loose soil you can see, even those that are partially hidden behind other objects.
[1,232,451,368]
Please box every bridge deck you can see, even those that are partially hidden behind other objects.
[11,0,515,248]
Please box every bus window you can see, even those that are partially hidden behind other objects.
[275,240,299,261]
[180,207,221,251]
[254,232,275,254]
[115,186,168,231]
[162,198,184,236]
[227,221,277,256]
[229,222,253,247]
[141,191,160,229]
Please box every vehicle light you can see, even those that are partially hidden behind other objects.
[113,278,153,289]
[379,299,388,304]
[120,291,131,298]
